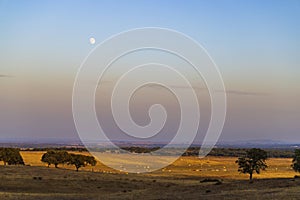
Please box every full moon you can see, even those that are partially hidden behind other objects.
[89,37,96,45]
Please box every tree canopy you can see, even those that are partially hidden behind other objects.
[41,151,97,171]
[41,150,70,168]
[236,148,268,180]
[67,153,97,171]
[292,149,300,173]
[0,148,25,165]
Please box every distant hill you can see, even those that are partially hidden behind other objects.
[0,138,299,150]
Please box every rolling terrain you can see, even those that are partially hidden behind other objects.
[0,151,299,199]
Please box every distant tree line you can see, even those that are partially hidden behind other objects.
[182,147,296,158]
[41,151,97,171]
[0,148,24,165]
[121,146,160,153]
[23,146,299,158]
[25,147,88,152]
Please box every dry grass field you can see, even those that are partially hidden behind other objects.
[0,151,299,199]
[20,151,296,179]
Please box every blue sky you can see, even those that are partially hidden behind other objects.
[0,0,300,143]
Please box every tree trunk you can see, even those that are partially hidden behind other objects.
[55,164,58,168]
[249,172,253,181]
[76,167,79,172]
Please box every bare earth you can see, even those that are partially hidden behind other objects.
[0,151,299,199]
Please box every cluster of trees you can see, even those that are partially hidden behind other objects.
[41,151,96,171]
[0,148,24,165]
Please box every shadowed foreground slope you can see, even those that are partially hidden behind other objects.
[0,165,300,200]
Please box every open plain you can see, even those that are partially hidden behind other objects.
[0,151,299,199]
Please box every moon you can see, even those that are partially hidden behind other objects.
[89,37,96,45]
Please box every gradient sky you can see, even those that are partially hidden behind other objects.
[0,0,300,143]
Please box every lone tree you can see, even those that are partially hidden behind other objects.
[41,150,70,168]
[292,149,300,173]
[68,154,96,171]
[236,148,268,181]
[0,148,25,166]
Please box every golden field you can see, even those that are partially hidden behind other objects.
[20,151,296,179]
[0,151,299,199]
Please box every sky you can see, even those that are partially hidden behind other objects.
[0,0,300,143]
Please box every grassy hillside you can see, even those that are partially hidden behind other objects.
[0,151,300,199]
[1,165,300,199]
